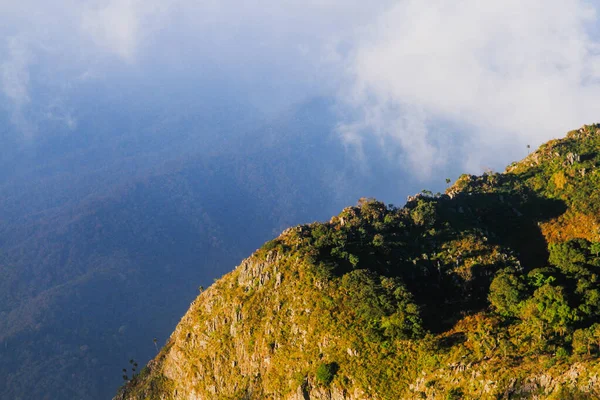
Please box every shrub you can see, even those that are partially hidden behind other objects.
[446,387,463,400]
[315,362,339,386]
[488,272,526,317]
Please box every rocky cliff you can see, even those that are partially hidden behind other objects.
[116,125,600,399]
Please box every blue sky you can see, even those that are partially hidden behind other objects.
[2,0,600,176]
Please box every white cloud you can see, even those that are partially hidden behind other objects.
[2,0,600,176]
[80,0,174,62]
[0,36,37,137]
[0,0,393,134]
[340,0,600,174]
[81,0,142,62]
[1,36,31,107]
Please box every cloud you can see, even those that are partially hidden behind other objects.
[0,0,392,134]
[81,0,142,62]
[0,36,37,137]
[2,0,600,178]
[81,0,175,62]
[1,36,31,107]
[339,0,600,174]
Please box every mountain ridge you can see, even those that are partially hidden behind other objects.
[4,98,417,399]
[117,125,600,399]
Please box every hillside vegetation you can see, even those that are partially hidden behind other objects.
[1,98,388,399]
[117,125,600,399]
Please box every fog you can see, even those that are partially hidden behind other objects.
[3,3,600,399]
[4,1,600,176]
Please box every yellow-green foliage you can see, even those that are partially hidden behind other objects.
[119,125,600,400]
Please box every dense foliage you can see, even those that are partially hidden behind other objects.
[119,125,600,399]
[1,99,383,400]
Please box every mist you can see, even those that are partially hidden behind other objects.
[3,1,600,178]
[4,2,600,399]
[341,0,600,174]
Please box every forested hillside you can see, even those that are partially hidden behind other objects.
[0,98,429,399]
[118,125,600,399]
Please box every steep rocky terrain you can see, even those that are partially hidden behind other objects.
[117,125,600,399]
[3,97,420,399]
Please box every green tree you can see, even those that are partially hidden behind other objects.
[489,272,526,317]
[548,239,589,274]
[573,324,600,355]
[591,323,600,353]
[316,362,339,386]
[521,284,577,338]
[573,328,593,355]
[591,242,600,257]
[410,199,437,228]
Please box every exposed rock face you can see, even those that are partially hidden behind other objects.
[408,360,600,399]
[115,239,373,400]
[115,241,600,400]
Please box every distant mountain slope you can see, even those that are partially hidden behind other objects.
[0,97,429,399]
[118,125,600,399]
